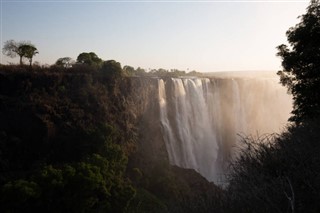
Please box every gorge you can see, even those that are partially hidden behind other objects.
[0,67,294,212]
[141,73,292,184]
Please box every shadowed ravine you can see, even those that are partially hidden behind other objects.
[154,74,292,183]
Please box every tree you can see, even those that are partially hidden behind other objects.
[123,65,135,76]
[135,67,147,76]
[277,0,320,123]
[21,44,39,66]
[2,40,38,65]
[76,52,102,67]
[55,57,74,68]
[101,60,123,78]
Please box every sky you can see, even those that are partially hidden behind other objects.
[0,0,309,72]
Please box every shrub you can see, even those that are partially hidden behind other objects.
[226,120,320,212]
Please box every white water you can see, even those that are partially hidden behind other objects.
[158,77,292,183]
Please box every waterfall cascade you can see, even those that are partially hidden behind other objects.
[158,76,292,183]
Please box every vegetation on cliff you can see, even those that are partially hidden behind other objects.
[0,64,136,212]
[0,64,221,212]
[1,1,319,212]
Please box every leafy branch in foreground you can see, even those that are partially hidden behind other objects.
[277,0,320,123]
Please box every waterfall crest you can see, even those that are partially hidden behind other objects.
[158,77,291,182]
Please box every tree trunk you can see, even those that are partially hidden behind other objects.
[19,56,23,65]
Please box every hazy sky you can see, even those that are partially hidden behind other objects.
[0,0,309,72]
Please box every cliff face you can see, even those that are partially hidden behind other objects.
[126,77,169,166]
[0,72,114,165]
[0,68,221,212]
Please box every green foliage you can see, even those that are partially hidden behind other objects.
[277,0,320,123]
[145,68,201,77]
[20,44,39,66]
[77,52,103,68]
[123,65,135,76]
[55,57,74,68]
[134,67,147,76]
[1,179,40,212]
[121,66,202,77]
[33,155,134,213]
[1,155,135,212]
[0,124,135,212]
[101,60,123,78]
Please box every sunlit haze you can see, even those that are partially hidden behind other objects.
[0,0,309,72]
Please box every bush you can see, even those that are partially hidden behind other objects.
[226,120,320,212]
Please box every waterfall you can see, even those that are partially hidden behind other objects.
[158,77,291,183]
